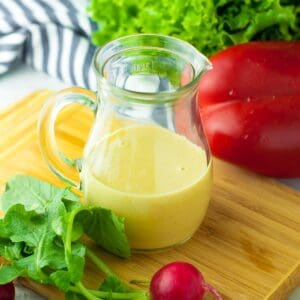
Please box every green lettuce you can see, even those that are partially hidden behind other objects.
[88,0,300,56]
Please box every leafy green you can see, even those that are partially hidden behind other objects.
[76,208,130,258]
[88,0,300,56]
[0,265,24,284]
[1,175,79,214]
[100,275,134,293]
[0,175,147,299]
[0,201,85,285]
[0,176,129,257]
[50,270,73,292]
[98,275,148,300]
[65,291,86,300]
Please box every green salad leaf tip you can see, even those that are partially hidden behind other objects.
[88,0,300,56]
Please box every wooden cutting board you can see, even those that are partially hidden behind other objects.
[0,90,300,300]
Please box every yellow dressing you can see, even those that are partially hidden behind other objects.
[82,125,212,250]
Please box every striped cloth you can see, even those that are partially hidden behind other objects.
[0,0,97,89]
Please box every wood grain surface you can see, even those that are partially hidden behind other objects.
[0,90,299,300]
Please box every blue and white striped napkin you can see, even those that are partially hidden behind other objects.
[0,0,176,128]
[0,0,97,89]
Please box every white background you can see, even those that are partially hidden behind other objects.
[0,65,299,299]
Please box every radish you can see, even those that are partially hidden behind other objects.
[150,261,222,300]
[0,282,15,300]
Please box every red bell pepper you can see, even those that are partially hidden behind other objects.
[198,42,300,178]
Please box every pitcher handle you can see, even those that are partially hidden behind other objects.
[38,87,97,188]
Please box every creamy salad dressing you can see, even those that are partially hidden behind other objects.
[82,125,212,250]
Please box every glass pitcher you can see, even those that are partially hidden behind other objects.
[38,34,213,251]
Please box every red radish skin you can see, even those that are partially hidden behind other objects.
[0,282,15,300]
[150,262,222,300]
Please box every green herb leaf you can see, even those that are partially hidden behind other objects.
[1,204,69,272]
[0,175,135,299]
[100,274,133,293]
[50,270,72,292]
[65,291,86,300]
[0,264,24,284]
[75,208,130,258]
[2,204,49,245]
[0,239,23,260]
[0,175,80,214]
[68,253,85,283]
[0,199,81,286]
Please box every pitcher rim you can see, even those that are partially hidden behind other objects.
[92,33,212,103]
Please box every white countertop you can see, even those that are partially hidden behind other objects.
[0,64,299,300]
[0,65,66,109]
